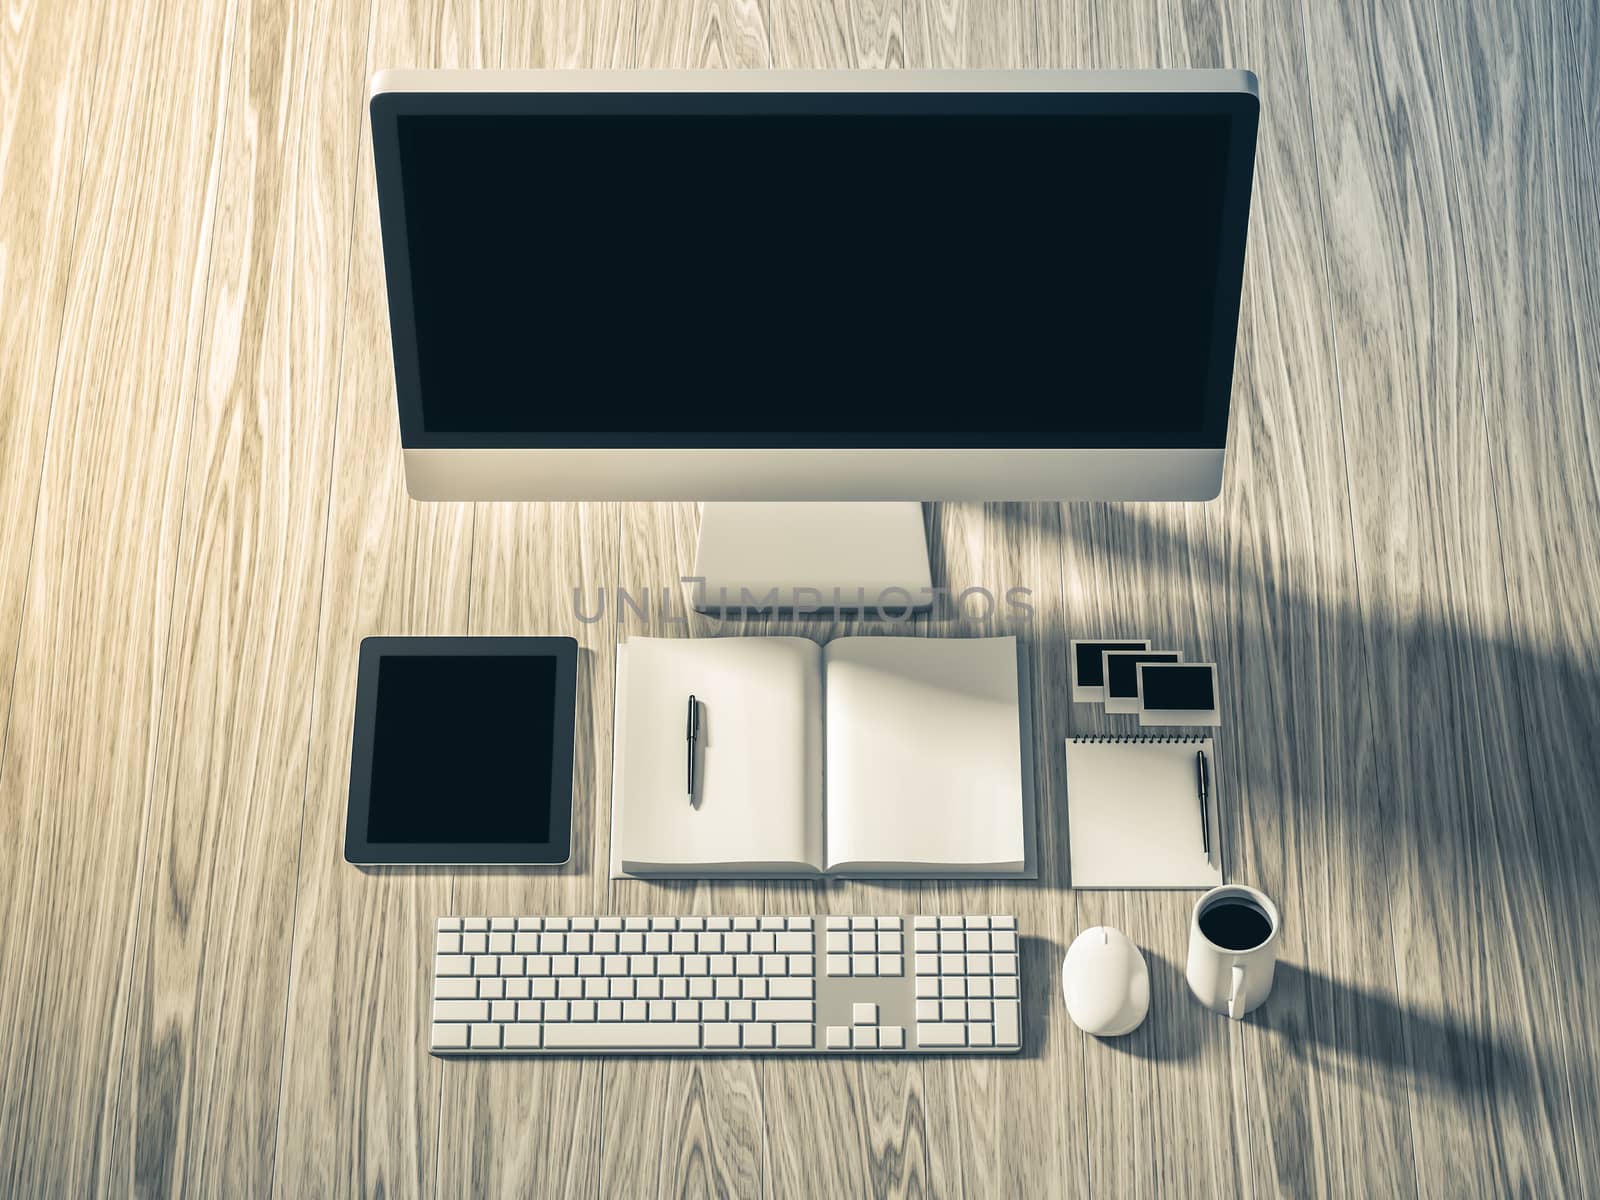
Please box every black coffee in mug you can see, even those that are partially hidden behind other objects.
[1199,897,1273,951]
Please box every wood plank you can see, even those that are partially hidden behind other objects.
[100,0,374,1190]
[598,504,767,1199]
[1302,0,1582,1191]
[0,0,237,1190]
[1417,0,1598,1189]
[267,1,494,1193]
[903,0,1034,68]
[0,0,103,746]
[919,503,1087,1199]
[1149,0,1421,1194]
[428,502,620,1197]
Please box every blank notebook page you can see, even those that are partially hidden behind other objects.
[1065,737,1223,888]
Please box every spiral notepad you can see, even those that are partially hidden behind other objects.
[1065,736,1223,888]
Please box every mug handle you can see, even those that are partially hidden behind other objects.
[1227,964,1246,1020]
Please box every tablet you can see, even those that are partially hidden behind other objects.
[345,636,578,864]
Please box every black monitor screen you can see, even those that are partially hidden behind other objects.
[379,95,1255,448]
[366,655,555,843]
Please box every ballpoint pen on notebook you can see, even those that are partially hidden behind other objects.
[686,695,699,804]
[1195,750,1210,857]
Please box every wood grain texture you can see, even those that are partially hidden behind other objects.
[1303,0,1586,1191]
[0,0,102,750]
[103,0,374,1192]
[267,1,490,1193]
[3,0,1598,1192]
[0,0,235,1190]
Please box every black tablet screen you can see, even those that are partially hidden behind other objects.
[366,655,556,843]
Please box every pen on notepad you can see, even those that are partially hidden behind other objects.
[1195,749,1210,858]
[686,695,699,804]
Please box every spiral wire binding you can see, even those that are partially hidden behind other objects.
[1067,734,1208,743]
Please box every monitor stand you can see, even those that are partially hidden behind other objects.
[691,502,933,616]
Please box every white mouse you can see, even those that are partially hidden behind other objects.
[1062,926,1150,1036]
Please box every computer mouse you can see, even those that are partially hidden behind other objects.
[1061,926,1149,1037]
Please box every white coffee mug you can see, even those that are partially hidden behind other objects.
[1186,884,1280,1019]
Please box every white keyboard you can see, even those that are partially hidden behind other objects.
[431,914,1022,1054]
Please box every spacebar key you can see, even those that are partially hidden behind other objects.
[543,1023,701,1050]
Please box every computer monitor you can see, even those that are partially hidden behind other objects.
[369,70,1258,607]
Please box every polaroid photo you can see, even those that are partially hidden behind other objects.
[1137,662,1220,727]
[1102,649,1182,714]
[1070,639,1151,703]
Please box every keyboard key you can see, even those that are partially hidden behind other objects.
[826,1025,850,1049]
[675,1000,700,1021]
[597,917,622,931]
[992,954,1018,976]
[462,934,488,954]
[939,916,963,929]
[915,977,939,998]
[776,932,811,953]
[545,1001,569,1021]
[826,916,849,930]
[622,1001,647,1021]
[788,917,812,931]
[769,979,813,999]
[879,1026,905,1049]
[648,1000,673,1021]
[969,1023,995,1047]
[852,1003,877,1025]
[734,917,758,931]
[636,979,661,999]
[704,1023,741,1048]
[513,933,538,953]
[826,932,850,953]
[518,1000,542,1021]
[751,932,775,953]
[517,917,543,931]
[729,1000,754,1022]
[916,1023,966,1047]
[916,1000,941,1021]
[715,978,740,998]
[583,979,607,998]
[725,933,749,953]
[966,954,991,976]
[741,978,767,999]
[434,1000,488,1023]
[939,954,964,975]
[488,933,513,953]
[503,1025,540,1049]
[544,1023,700,1050]
[913,916,937,929]
[604,956,628,976]
[436,933,461,953]
[431,1023,468,1049]
[940,932,964,952]
[436,956,471,976]
[645,933,669,953]
[755,1001,813,1022]
[915,955,938,975]
[570,1001,595,1021]
[702,1000,727,1021]
[593,933,617,953]
[760,917,785,931]
[878,932,902,954]
[826,955,851,976]
[663,978,689,999]
[745,1023,775,1048]
[991,931,1017,953]
[437,917,463,932]
[672,932,695,953]
[761,955,787,976]
[435,978,477,999]
[852,931,875,952]
[941,978,966,998]
[966,931,990,952]
[650,917,676,931]
[942,1000,966,1021]
[469,1024,502,1048]
[994,1001,1020,1048]
[914,932,938,952]
[990,916,1016,930]
[689,978,714,998]
[788,956,814,976]
[491,1000,515,1022]
[852,1027,878,1049]
[473,956,500,976]
[552,955,576,975]
[852,916,876,930]
[462,918,488,932]
[852,954,877,976]
[479,978,505,999]
[878,955,902,976]
[698,933,722,952]
[539,933,563,953]
[532,979,557,999]
[557,979,581,999]
[968,1000,993,1022]
[775,1024,812,1048]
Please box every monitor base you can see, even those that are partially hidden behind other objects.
[691,503,933,616]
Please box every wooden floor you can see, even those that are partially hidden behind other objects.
[2,0,1596,1194]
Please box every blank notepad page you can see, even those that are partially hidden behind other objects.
[1065,737,1223,889]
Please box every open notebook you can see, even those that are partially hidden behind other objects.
[610,635,1035,879]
